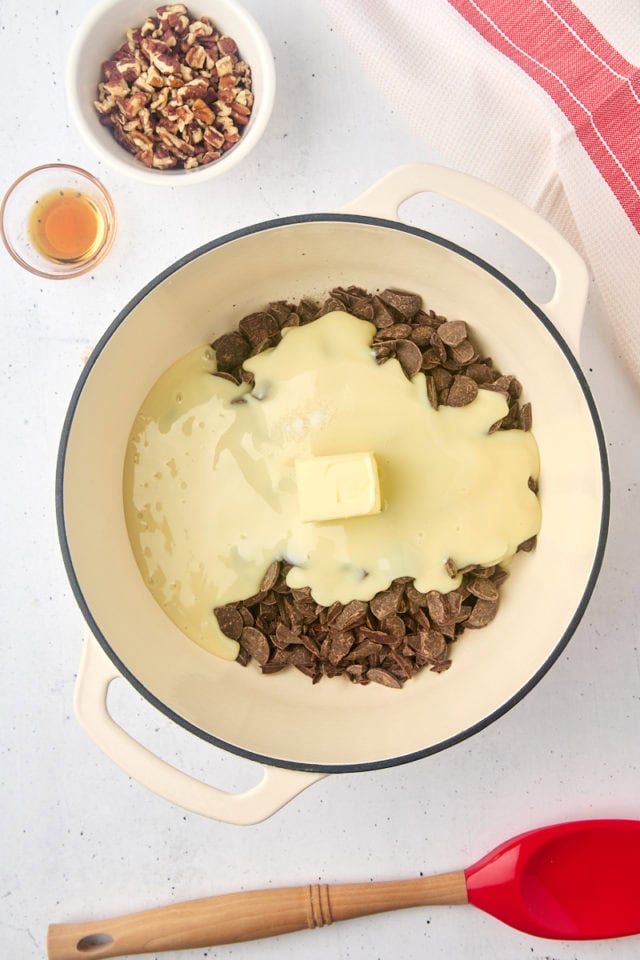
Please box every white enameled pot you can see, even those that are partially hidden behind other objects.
[57,164,609,824]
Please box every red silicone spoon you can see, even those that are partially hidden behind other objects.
[48,820,640,959]
[465,818,640,939]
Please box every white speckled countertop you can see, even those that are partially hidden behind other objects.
[2,2,640,958]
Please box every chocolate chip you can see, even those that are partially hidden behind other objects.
[437,320,467,346]
[365,667,403,688]
[334,600,368,631]
[372,343,392,363]
[425,375,439,409]
[379,289,422,318]
[446,375,479,407]
[431,660,452,674]
[423,629,448,659]
[409,325,434,348]
[370,588,401,620]
[240,626,270,665]
[371,296,396,328]
[428,332,447,363]
[472,565,495,578]
[394,339,423,379]
[348,298,376,321]
[426,591,447,624]
[492,568,510,588]
[509,377,523,399]
[445,557,458,578]
[444,589,464,619]
[346,663,367,681]
[236,648,251,667]
[240,606,254,627]
[268,301,296,326]
[432,367,454,393]
[297,299,319,324]
[358,628,400,647]
[239,312,279,348]
[381,614,406,640]
[449,340,477,365]
[466,362,493,384]
[467,577,499,602]
[406,583,429,607]
[260,560,280,592]
[211,331,251,372]
[274,622,301,649]
[212,371,240,385]
[481,376,512,398]
[517,535,537,553]
[421,347,445,371]
[214,604,243,640]
[375,323,414,341]
[519,402,533,431]
[328,631,355,664]
[384,650,413,681]
[317,297,348,317]
[466,598,499,628]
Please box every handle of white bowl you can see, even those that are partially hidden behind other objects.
[74,635,324,825]
[340,163,588,356]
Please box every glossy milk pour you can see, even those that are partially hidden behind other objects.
[123,312,541,659]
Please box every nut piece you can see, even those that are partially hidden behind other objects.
[94,4,253,171]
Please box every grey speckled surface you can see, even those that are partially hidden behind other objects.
[1,2,639,958]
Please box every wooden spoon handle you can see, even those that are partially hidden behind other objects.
[47,871,468,959]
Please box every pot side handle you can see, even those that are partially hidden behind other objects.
[340,163,588,357]
[74,635,325,825]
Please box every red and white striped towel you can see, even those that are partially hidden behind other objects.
[322,0,640,383]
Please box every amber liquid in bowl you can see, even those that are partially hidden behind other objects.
[29,189,106,264]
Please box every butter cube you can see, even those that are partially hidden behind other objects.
[295,452,381,522]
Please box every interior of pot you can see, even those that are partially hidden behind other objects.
[59,217,607,770]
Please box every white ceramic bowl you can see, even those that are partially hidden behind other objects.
[66,0,275,185]
[57,165,609,824]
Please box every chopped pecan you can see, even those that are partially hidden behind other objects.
[150,86,170,112]
[142,38,181,74]
[103,76,130,98]
[157,125,195,157]
[192,98,214,124]
[151,146,177,168]
[215,55,235,76]
[218,35,238,55]
[140,17,158,37]
[93,95,116,115]
[235,88,254,108]
[157,4,188,18]
[120,91,149,118]
[115,57,141,82]
[200,149,221,164]
[94,5,254,171]
[185,43,207,69]
[179,76,209,99]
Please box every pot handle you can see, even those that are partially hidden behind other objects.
[340,163,588,357]
[74,635,325,825]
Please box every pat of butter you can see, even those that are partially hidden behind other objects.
[295,452,381,522]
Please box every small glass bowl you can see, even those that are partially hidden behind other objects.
[1,163,117,279]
